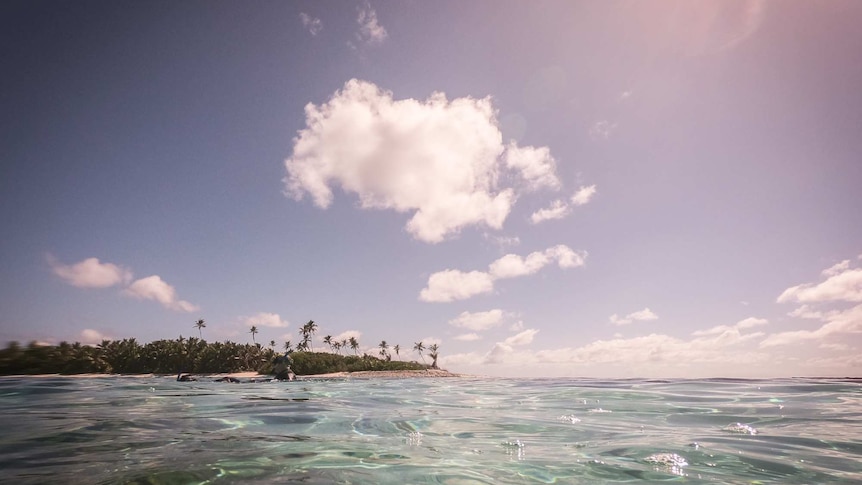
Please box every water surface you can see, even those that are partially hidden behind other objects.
[0,376,860,483]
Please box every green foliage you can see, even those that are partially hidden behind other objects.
[0,340,428,376]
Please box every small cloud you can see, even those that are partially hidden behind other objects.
[589,121,617,140]
[449,309,506,331]
[489,245,585,279]
[509,320,524,331]
[124,275,199,313]
[356,1,387,45]
[48,255,132,288]
[454,333,482,341]
[618,90,633,101]
[570,185,597,206]
[694,317,767,337]
[419,270,495,303]
[333,330,361,342]
[421,245,585,302]
[609,308,658,325]
[299,12,322,36]
[240,312,290,328]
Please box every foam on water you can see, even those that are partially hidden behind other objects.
[0,376,860,484]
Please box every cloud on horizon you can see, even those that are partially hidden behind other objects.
[444,316,771,375]
[284,79,561,243]
[763,258,862,347]
[420,245,586,302]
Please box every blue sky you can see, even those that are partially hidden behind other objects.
[2,0,861,377]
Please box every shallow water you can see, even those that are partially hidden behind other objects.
[0,376,860,484]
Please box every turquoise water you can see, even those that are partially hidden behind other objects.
[0,377,860,484]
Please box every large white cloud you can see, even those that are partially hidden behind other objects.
[420,245,586,302]
[48,255,132,288]
[284,79,561,243]
[124,275,199,313]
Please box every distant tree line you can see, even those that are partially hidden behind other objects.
[0,337,430,376]
[0,318,440,376]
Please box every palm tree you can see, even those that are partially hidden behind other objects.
[306,320,317,352]
[349,337,359,355]
[393,344,401,361]
[249,326,258,344]
[333,340,342,354]
[428,343,439,369]
[269,340,276,349]
[323,335,333,352]
[298,326,309,350]
[378,340,389,361]
[283,340,293,352]
[413,341,426,364]
[194,319,206,339]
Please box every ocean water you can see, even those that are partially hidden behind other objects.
[0,376,860,484]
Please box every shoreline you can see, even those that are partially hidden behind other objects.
[0,369,466,380]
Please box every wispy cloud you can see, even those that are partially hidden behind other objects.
[530,200,569,224]
[299,12,322,36]
[420,245,586,302]
[609,307,658,325]
[355,1,387,45]
[589,120,617,140]
[529,185,597,224]
[284,79,561,243]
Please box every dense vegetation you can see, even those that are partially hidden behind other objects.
[0,337,429,376]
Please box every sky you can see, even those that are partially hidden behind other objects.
[1,0,861,378]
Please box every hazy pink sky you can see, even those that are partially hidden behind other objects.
[1,0,860,377]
